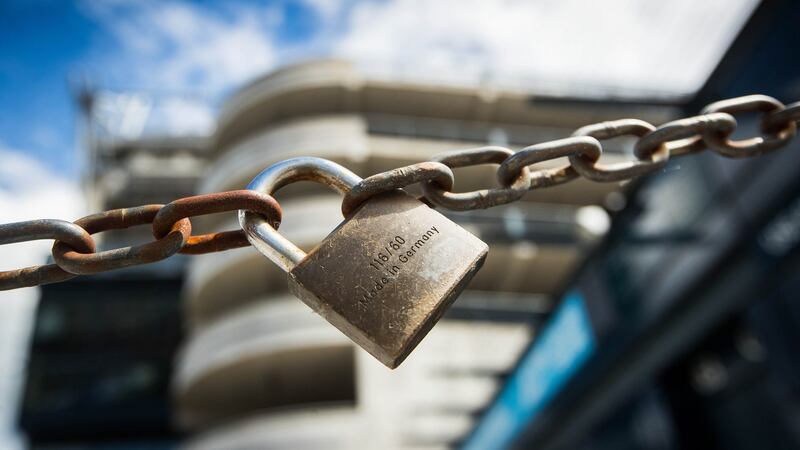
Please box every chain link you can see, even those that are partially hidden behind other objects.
[1,94,797,290]
[0,219,95,289]
[342,162,453,218]
[496,136,601,189]
[762,101,800,133]
[421,146,532,210]
[569,119,671,182]
[153,190,282,254]
[633,113,736,158]
[51,205,192,275]
[700,94,797,157]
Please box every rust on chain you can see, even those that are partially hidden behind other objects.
[0,219,96,290]
[341,162,454,218]
[701,95,797,157]
[634,113,737,158]
[152,190,282,255]
[421,147,531,210]
[761,101,800,134]
[0,94,797,291]
[52,205,191,275]
[496,137,602,189]
[569,119,669,182]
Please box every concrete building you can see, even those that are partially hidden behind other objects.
[174,60,676,449]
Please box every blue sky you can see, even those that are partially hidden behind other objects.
[0,0,757,178]
[1,2,92,172]
[0,1,330,174]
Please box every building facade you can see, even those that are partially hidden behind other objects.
[174,60,674,449]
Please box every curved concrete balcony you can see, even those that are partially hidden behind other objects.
[184,407,361,450]
[179,312,529,447]
[214,59,678,152]
[216,60,364,150]
[199,115,370,195]
[360,320,531,375]
[398,375,497,414]
[401,412,474,447]
[355,320,531,447]
[200,114,624,207]
[174,297,354,430]
[184,406,457,450]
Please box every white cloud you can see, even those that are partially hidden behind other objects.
[148,97,216,136]
[74,0,759,125]
[29,126,60,152]
[78,0,285,137]
[82,0,280,95]
[330,0,758,96]
[0,145,85,264]
[150,5,276,93]
[0,145,84,448]
[79,0,758,104]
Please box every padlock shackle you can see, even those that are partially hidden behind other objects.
[239,157,362,272]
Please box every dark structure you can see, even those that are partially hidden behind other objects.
[20,274,183,448]
[463,0,800,448]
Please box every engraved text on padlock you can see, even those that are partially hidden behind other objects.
[241,158,488,368]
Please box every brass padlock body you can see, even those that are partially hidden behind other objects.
[288,191,487,368]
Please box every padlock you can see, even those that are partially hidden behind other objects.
[240,157,488,368]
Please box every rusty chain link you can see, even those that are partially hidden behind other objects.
[700,95,797,157]
[0,219,95,290]
[633,113,736,158]
[341,162,453,218]
[0,94,798,290]
[420,146,532,210]
[497,136,600,189]
[153,190,282,254]
[761,101,800,133]
[51,205,193,275]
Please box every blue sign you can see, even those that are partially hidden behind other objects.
[462,291,595,450]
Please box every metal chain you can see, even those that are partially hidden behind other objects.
[0,94,797,290]
[0,191,281,289]
[0,219,95,290]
